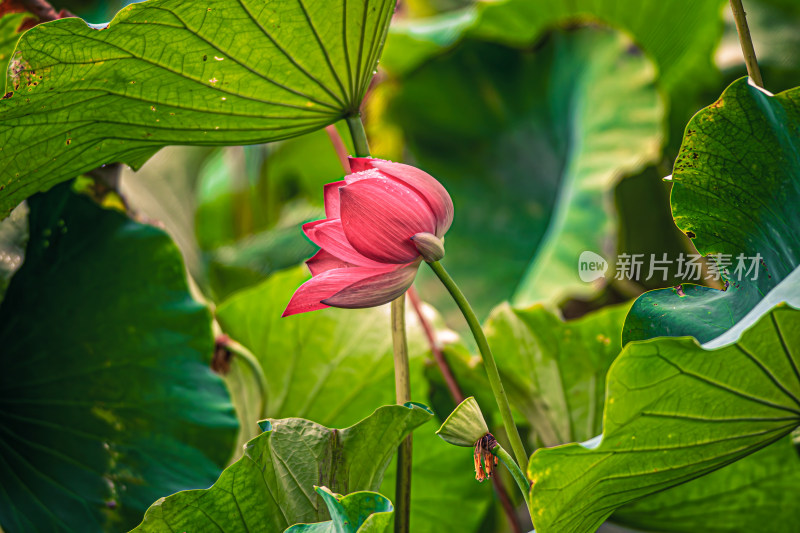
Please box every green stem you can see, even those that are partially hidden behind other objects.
[227,341,268,419]
[346,115,371,157]
[346,114,411,533]
[729,0,764,88]
[427,261,528,468]
[491,444,530,504]
[391,296,413,533]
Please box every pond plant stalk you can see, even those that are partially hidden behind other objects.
[427,261,529,469]
[346,114,413,533]
[407,287,523,533]
[729,0,764,88]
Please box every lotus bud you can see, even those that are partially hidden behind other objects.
[411,232,445,263]
[282,157,453,317]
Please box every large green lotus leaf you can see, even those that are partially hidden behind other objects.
[132,404,432,533]
[471,0,725,96]
[484,302,631,449]
[0,0,395,217]
[285,486,393,533]
[612,435,800,532]
[390,28,661,315]
[527,303,800,533]
[382,0,724,97]
[624,80,800,344]
[216,267,430,428]
[0,184,238,533]
[217,269,491,533]
[381,7,477,75]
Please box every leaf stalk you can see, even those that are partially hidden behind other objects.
[729,0,764,88]
[346,115,371,158]
[426,260,528,469]
[391,295,413,533]
[346,114,412,533]
[491,443,530,505]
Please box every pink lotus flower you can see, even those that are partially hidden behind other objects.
[282,157,453,317]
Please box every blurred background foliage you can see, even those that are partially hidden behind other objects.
[1,0,799,531]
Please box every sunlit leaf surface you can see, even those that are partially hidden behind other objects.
[613,435,800,533]
[0,0,394,216]
[529,304,800,533]
[132,404,431,533]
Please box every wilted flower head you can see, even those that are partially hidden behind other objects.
[283,157,453,317]
[474,433,498,482]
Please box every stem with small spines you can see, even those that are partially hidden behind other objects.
[729,0,764,88]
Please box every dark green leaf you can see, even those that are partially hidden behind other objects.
[132,404,432,533]
[624,80,800,344]
[0,184,238,533]
[391,28,661,315]
[0,0,395,216]
[470,0,725,96]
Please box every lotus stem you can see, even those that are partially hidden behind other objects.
[346,115,371,158]
[347,114,412,533]
[222,338,268,419]
[391,295,413,533]
[408,292,522,533]
[491,444,530,505]
[427,260,528,469]
[729,0,764,88]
